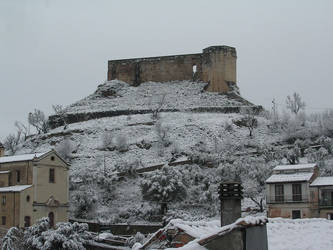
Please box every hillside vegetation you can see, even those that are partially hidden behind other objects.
[9,80,333,223]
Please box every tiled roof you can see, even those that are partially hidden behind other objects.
[266,173,314,183]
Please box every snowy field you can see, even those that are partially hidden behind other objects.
[267,218,333,250]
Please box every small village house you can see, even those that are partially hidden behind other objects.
[0,142,69,229]
[309,176,333,219]
[266,163,333,219]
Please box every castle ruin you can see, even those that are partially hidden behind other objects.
[107,45,237,93]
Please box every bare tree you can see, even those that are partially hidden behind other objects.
[155,121,170,147]
[286,92,306,115]
[52,104,67,129]
[283,146,301,165]
[14,121,29,141]
[239,107,258,137]
[151,93,166,120]
[3,132,21,155]
[28,109,49,134]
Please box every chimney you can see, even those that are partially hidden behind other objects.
[0,142,4,157]
[219,182,243,226]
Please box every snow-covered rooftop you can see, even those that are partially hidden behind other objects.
[0,185,32,192]
[273,163,317,171]
[266,173,314,183]
[0,171,10,174]
[0,152,48,164]
[310,176,333,186]
[169,219,221,239]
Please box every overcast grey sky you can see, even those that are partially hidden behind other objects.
[1,0,332,140]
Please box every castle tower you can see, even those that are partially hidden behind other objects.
[201,46,237,93]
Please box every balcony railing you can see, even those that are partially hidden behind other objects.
[319,199,333,207]
[267,195,308,204]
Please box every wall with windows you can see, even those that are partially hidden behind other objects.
[19,187,33,227]
[0,161,33,186]
[268,203,312,218]
[0,191,20,229]
[266,182,310,203]
[32,153,69,204]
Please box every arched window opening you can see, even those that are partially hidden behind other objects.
[192,64,197,74]
[48,212,54,227]
[24,216,31,227]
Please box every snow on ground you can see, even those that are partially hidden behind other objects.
[20,111,278,173]
[16,110,279,222]
[15,80,282,222]
[165,218,333,250]
[267,218,333,250]
[65,80,249,114]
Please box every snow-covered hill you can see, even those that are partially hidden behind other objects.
[14,80,333,223]
[64,80,251,114]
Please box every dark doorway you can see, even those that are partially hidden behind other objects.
[24,216,31,227]
[292,210,301,219]
[48,212,54,227]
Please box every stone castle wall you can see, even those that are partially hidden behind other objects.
[107,46,237,93]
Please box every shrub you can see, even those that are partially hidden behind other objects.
[72,186,97,219]
[114,134,129,152]
[56,139,74,160]
[140,165,187,214]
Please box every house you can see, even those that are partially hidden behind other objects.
[266,163,333,219]
[0,143,69,229]
[309,176,333,219]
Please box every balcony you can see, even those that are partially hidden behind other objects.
[267,195,308,204]
[319,199,333,208]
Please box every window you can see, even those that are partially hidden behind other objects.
[51,156,55,161]
[321,190,333,206]
[48,212,54,227]
[1,216,6,225]
[24,216,31,227]
[292,183,302,201]
[275,184,284,202]
[26,195,30,202]
[192,64,197,79]
[192,64,197,74]
[49,168,55,183]
[16,170,20,183]
[2,196,6,206]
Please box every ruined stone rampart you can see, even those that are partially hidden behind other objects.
[48,106,263,129]
[108,46,237,93]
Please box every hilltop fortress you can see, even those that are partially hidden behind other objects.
[107,46,237,93]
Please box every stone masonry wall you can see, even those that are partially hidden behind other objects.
[108,46,237,93]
